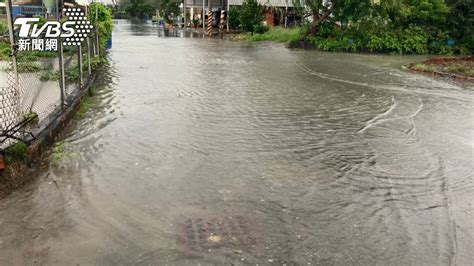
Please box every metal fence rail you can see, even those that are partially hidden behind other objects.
[0,1,100,150]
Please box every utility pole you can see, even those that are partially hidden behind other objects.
[183,0,186,28]
[78,44,83,88]
[96,3,100,57]
[58,0,66,108]
[219,9,224,37]
[226,0,229,32]
[208,0,211,17]
[85,5,91,76]
[202,0,205,33]
[207,0,212,36]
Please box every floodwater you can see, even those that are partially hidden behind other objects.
[1,20,473,265]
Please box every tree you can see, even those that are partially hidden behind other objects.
[158,0,180,24]
[125,0,155,18]
[292,0,335,34]
[228,6,241,29]
[445,0,473,50]
[239,0,264,32]
[292,0,367,34]
[88,2,113,52]
[376,0,449,27]
[293,0,450,35]
[332,0,372,28]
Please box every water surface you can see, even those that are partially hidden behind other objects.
[0,20,473,265]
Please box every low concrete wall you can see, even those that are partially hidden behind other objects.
[0,72,98,198]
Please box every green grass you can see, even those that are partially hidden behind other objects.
[0,21,8,36]
[51,141,77,163]
[411,60,474,78]
[21,111,39,125]
[39,69,60,81]
[65,64,80,83]
[0,42,11,61]
[52,141,66,161]
[248,27,307,45]
[446,63,474,77]
[413,63,437,72]
[1,40,56,62]
[76,96,93,119]
[24,50,57,59]
[3,141,28,164]
[16,61,43,73]
[51,140,72,163]
[90,56,107,71]
[39,64,81,82]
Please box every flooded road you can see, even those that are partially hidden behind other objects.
[1,20,473,265]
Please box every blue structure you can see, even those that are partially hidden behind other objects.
[106,33,112,50]
[12,5,47,19]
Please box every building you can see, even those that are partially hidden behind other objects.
[184,0,296,28]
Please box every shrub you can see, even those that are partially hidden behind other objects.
[0,22,8,36]
[157,0,180,24]
[413,63,437,72]
[4,142,28,163]
[40,69,60,81]
[239,0,263,32]
[253,24,269,34]
[250,27,306,44]
[65,65,80,83]
[400,26,428,54]
[0,42,11,61]
[88,2,113,53]
[90,57,107,70]
[301,1,469,54]
[16,62,42,73]
[228,6,241,29]
[309,20,435,54]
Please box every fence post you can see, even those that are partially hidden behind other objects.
[95,4,100,57]
[5,0,20,107]
[87,37,92,76]
[227,0,230,32]
[96,29,100,57]
[85,4,92,74]
[92,36,96,57]
[58,41,66,108]
[207,10,212,36]
[183,0,186,28]
[78,44,83,88]
[219,9,225,38]
[202,0,205,33]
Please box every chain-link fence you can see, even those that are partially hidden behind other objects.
[0,1,100,150]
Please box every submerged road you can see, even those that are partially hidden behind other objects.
[0,20,473,265]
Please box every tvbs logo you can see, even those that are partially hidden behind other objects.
[14,8,93,52]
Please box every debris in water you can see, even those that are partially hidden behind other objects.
[208,235,221,243]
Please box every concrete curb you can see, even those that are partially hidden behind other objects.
[0,71,99,198]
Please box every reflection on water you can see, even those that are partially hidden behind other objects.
[0,20,473,265]
[129,20,207,38]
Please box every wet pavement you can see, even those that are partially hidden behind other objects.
[0,20,473,265]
